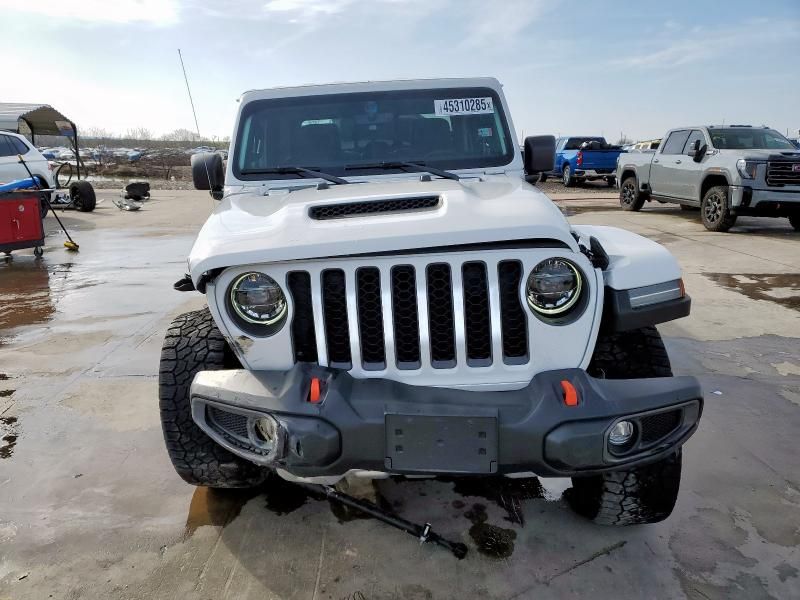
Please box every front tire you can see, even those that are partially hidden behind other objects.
[159,309,267,488]
[701,185,737,232]
[789,214,800,231]
[619,176,645,211]
[566,327,682,525]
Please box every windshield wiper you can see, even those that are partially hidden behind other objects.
[344,161,460,181]
[240,166,350,185]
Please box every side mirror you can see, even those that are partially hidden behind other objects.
[191,152,224,198]
[692,143,707,163]
[524,135,556,178]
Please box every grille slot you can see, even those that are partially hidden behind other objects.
[426,264,457,368]
[391,265,421,369]
[766,161,800,186]
[356,267,386,369]
[497,261,528,363]
[288,271,318,362]
[207,406,249,439]
[640,410,682,444]
[321,269,352,368]
[309,196,440,220]
[462,262,492,366]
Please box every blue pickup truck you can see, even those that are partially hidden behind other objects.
[542,136,626,187]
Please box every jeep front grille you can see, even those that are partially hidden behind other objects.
[766,161,800,186]
[288,257,535,373]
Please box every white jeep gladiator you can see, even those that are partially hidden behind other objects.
[616,125,800,232]
[160,77,702,526]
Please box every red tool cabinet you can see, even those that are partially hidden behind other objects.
[0,193,45,256]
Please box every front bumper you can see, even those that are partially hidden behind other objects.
[730,185,800,212]
[190,365,702,478]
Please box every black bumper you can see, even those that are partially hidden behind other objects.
[190,365,702,478]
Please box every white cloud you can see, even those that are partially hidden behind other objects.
[460,0,552,48]
[613,18,800,70]
[0,0,180,25]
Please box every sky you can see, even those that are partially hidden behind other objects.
[1,0,798,143]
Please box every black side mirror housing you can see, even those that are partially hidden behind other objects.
[191,152,225,198]
[692,143,707,163]
[524,135,556,178]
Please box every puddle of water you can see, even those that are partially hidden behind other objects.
[463,503,517,559]
[0,416,19,459]
[705,273,800,312]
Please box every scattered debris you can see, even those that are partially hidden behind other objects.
[18,571,29,580]
[712,390,723,395]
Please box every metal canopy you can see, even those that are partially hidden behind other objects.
[0,103,77,138]
[0,102,83,179]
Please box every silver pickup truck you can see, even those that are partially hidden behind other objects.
[616,125,800,232]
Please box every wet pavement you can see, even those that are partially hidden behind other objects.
[1,191,799,599]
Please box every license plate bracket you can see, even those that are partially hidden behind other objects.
[385,414,498,474]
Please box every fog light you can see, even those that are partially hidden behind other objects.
[609,420,634,445]
[255,416,279,444]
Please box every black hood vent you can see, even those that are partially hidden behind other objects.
[309,195,441,220]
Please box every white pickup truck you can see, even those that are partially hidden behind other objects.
[616,125,800,231]
[160,77,702,528]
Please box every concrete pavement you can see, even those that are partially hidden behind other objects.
[1,189,798,599]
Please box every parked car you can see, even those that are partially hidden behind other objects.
[541,136,625,187]
[159,77,702,530]
[616,125,800,231]
[632,139,661,152]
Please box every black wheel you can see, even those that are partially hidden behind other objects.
[34,246,43,258]
[562,165,575,187]
[619,176,645,211]
[606,176,616,187]
[565,327,682,525]
[680,204,699,211]
[789,214,800,231]
[701,185,736,232]
[69,181,96,212]
[159,308,268,488]
[539,173,548,183]
[39,194,49,219]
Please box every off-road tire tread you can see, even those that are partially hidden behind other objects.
[159,308,267,488]
[701,185,737,232]
[567,326,681,525]
[620,176,645,211]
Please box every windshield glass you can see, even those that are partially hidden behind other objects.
[709,128,796,150]
[234,87,513,180]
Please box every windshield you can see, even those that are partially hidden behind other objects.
[708,128,796,150]
[233,87,514,180]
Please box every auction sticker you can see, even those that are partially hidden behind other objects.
[434,97,494,116]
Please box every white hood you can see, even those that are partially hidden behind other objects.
[188,177,577,283]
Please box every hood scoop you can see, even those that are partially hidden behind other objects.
[308,195,441,220]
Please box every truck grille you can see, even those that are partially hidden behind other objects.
[288,257,533,372]
[766,161,800,186]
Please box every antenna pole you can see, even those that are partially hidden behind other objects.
[178,49,203,142]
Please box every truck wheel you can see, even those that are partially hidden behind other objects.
[565,327,682,525]
[562,165,575,187]
[69,181,96,212]
[606,176,616,187]
[701,185,737,232]
[539,173,548,183]
[619,176,645,211]
[789,214,800,231]
[159,308,268,488]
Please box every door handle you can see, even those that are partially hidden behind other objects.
[675,160,682,164]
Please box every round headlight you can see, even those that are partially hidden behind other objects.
[230,272,287,325]
[526,258,583,315]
